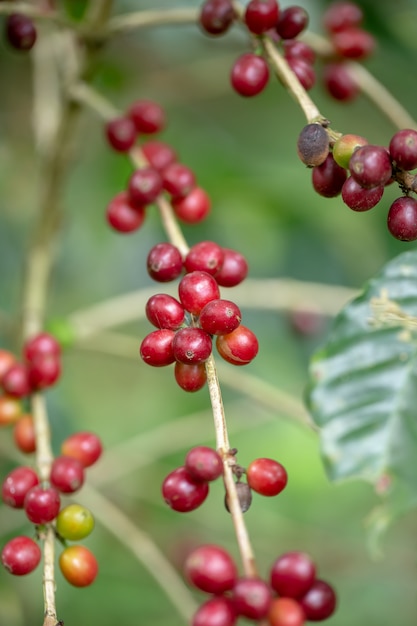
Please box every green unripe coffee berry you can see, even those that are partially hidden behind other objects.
[333,133,368,169]
[56,504,95,541]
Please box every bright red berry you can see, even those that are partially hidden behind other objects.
[162,163,196,198]
[172,328,213,364]
[387,196,417,241]
[2,363,31,398]
[61,432,102,468]
[199,299,242,335]
[24,333,61,362]
[178,271,220,315]
[106,191,146,233]
[142,140,177,171]
[233,577,272,620]
[389,129,417,171]
[24,485,61,524]
[231,53,269,97]
[199,0,236,36]
[270,552,316,598]
[128,166,163,206]
[27,355,61,390]
[140,329,176,367]
[146,294,185,330]
[216,325,258,365]
[245,0,279,35]
[59,545,98,587]
[162,466,209,512]
[172,187,211,223]
[185,446,223,482]
[276,6,309,40]
[215,248,248,287]
[50,455,85,494]
[147,242,183,282]
[299,579,337,621]
[2,466,39,508]
[174,362,207,392]
[246,457,287,496]
[0,350,17,384]
[185,241,225,276]
[2,536,41,576]
[268,597,306,626]
[128,100,166,134]
[184,544,237,594]
[192,597,237,626]
[105,116,137,152]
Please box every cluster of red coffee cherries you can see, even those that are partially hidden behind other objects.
[105,99,211,231]
[4,12,37,51]
[299,122,417,241]
[184,544,336,625]
[0,343,102,586]
[140,239,258,392]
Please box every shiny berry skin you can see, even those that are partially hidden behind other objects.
[56,504,95,541]
[0,350,17,383]
[106,191,146,233]
[179,271,220,315]
[128,100,165,134]
[245,0,279,35]
[192,597,237,626]
[349,144,392,189]
[323,1,363,33]
[389,129,417,171]
[146,294,185,330]
[387,196,417,241]
[332,27,375,60]
[185,446,223,482]
[268,597,306,626]
[215,248,248,287]
[246,457,287,496]
[270,552,316,598]
[162,466,209,512]
[287,58,315,91]
[341,177,383,211]
[128,166,163,206]
[283,40,315,65]
[199,299,242,335]
[6,14,37,51]
[24,485,61,524]
[174,362,207,392]
[199,0,236,36]
[50,456,85,493]
[27,355,61,390]
[216,325,258,365]
[172,186,211,223]
[1,536,41,576]
[185,241,225,276]
[322,62,359,101]
[299,579,337,621]
[162,163,196,198]
[2,466,39,508]
[24,333,61,361]
[231,53,270,97]
[297,123,329,168]
[184,544,237,594]
[140,329,175,367]
[142,140,177,171]
[13,414,36,453]
[233,577,272,620]
[2,363,31,398]
[276,6,309,40]
[332,133,368,169]
[105,116,137,152]
[147,242,183,282]
[59,545,98,587]
[61,432,102,468]
[172,328,212,364]
[0,394,23,426]
[312,154,347,198]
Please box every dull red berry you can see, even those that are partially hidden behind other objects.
[233,577,272,620]
[199,0,236,36]
[129,100,165,134]
[192,597,237,626]
[6,13,37,51]
[323,1,363,33]
[13,415,36,454]
[128,167,163,206]
[185,446,223,482]
[142,140,177,171]
[174,362,207,392]
[276,6,309,40]
[105,116,137,152]
[215,248,248,287]
[349,144,392,188]
[332,27,375,60]
[341,176,384,211]
[162,466,209,512]
[106,191,146,233]
[299,579,337,621]
[389,129,417,171]
[270,552,316,598]
[162,163,196,198]
[184,544,237,594]
[312,154,347,197]
[172,187,211,223]
[287,58,316,91]
[322,62,359,101]
[245,0,279,34]
[387,196,417,241]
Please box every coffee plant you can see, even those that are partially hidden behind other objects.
[0,1,416,625]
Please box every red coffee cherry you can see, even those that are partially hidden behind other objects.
[2,363,31,398]
[389,129,417,171]
[270,552,316,598]
[2,466,39,508]
[0,394,23,426]
[276,6,309,40]
[105,116,137,152]
[231,53,269,97]
[24,333,61,362]
[106,191,146,233]
[6,13,37,51]
[185,446,223,482]
[146,294,185,330]
[128,99,166,134]
[215,248,248,287]
[162,163,196,198]
[13,414,36,454]
[27,355,61,390]
[233,577,272,620]
[245,0,279,35]
[172,187,211,223]
[147,242,183,282]
[128,166,163,206]
[185,241,225,276]
[287,58,316,91]
[199,299,242,335]
[179,271,220,315]
[283,40,315,65]
[312,154,347,198]
[199,0,236,36]
[246,457,288,496]
[216,325,258,365]
[341,176,384,211]
[61,432,102,468]
[140,329,176,367]
[268,597,306,626]
[59,545,98,587]
[331,27,375,60]
[349,144,392,189]
[323,1,363,33]
[184,544,237,594]
[174,362,207,392]
[142,140,177,171]
[322,62,359,102]
[24,485,61,524]
[299,579,337,621]
[172,328,213,364]
[387,196,417,241]
[1,536,41,576]
[192,597,237,626]
[162,466,209,512]
[50,455,85,494]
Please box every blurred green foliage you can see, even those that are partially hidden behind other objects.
[1,2,417,625]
